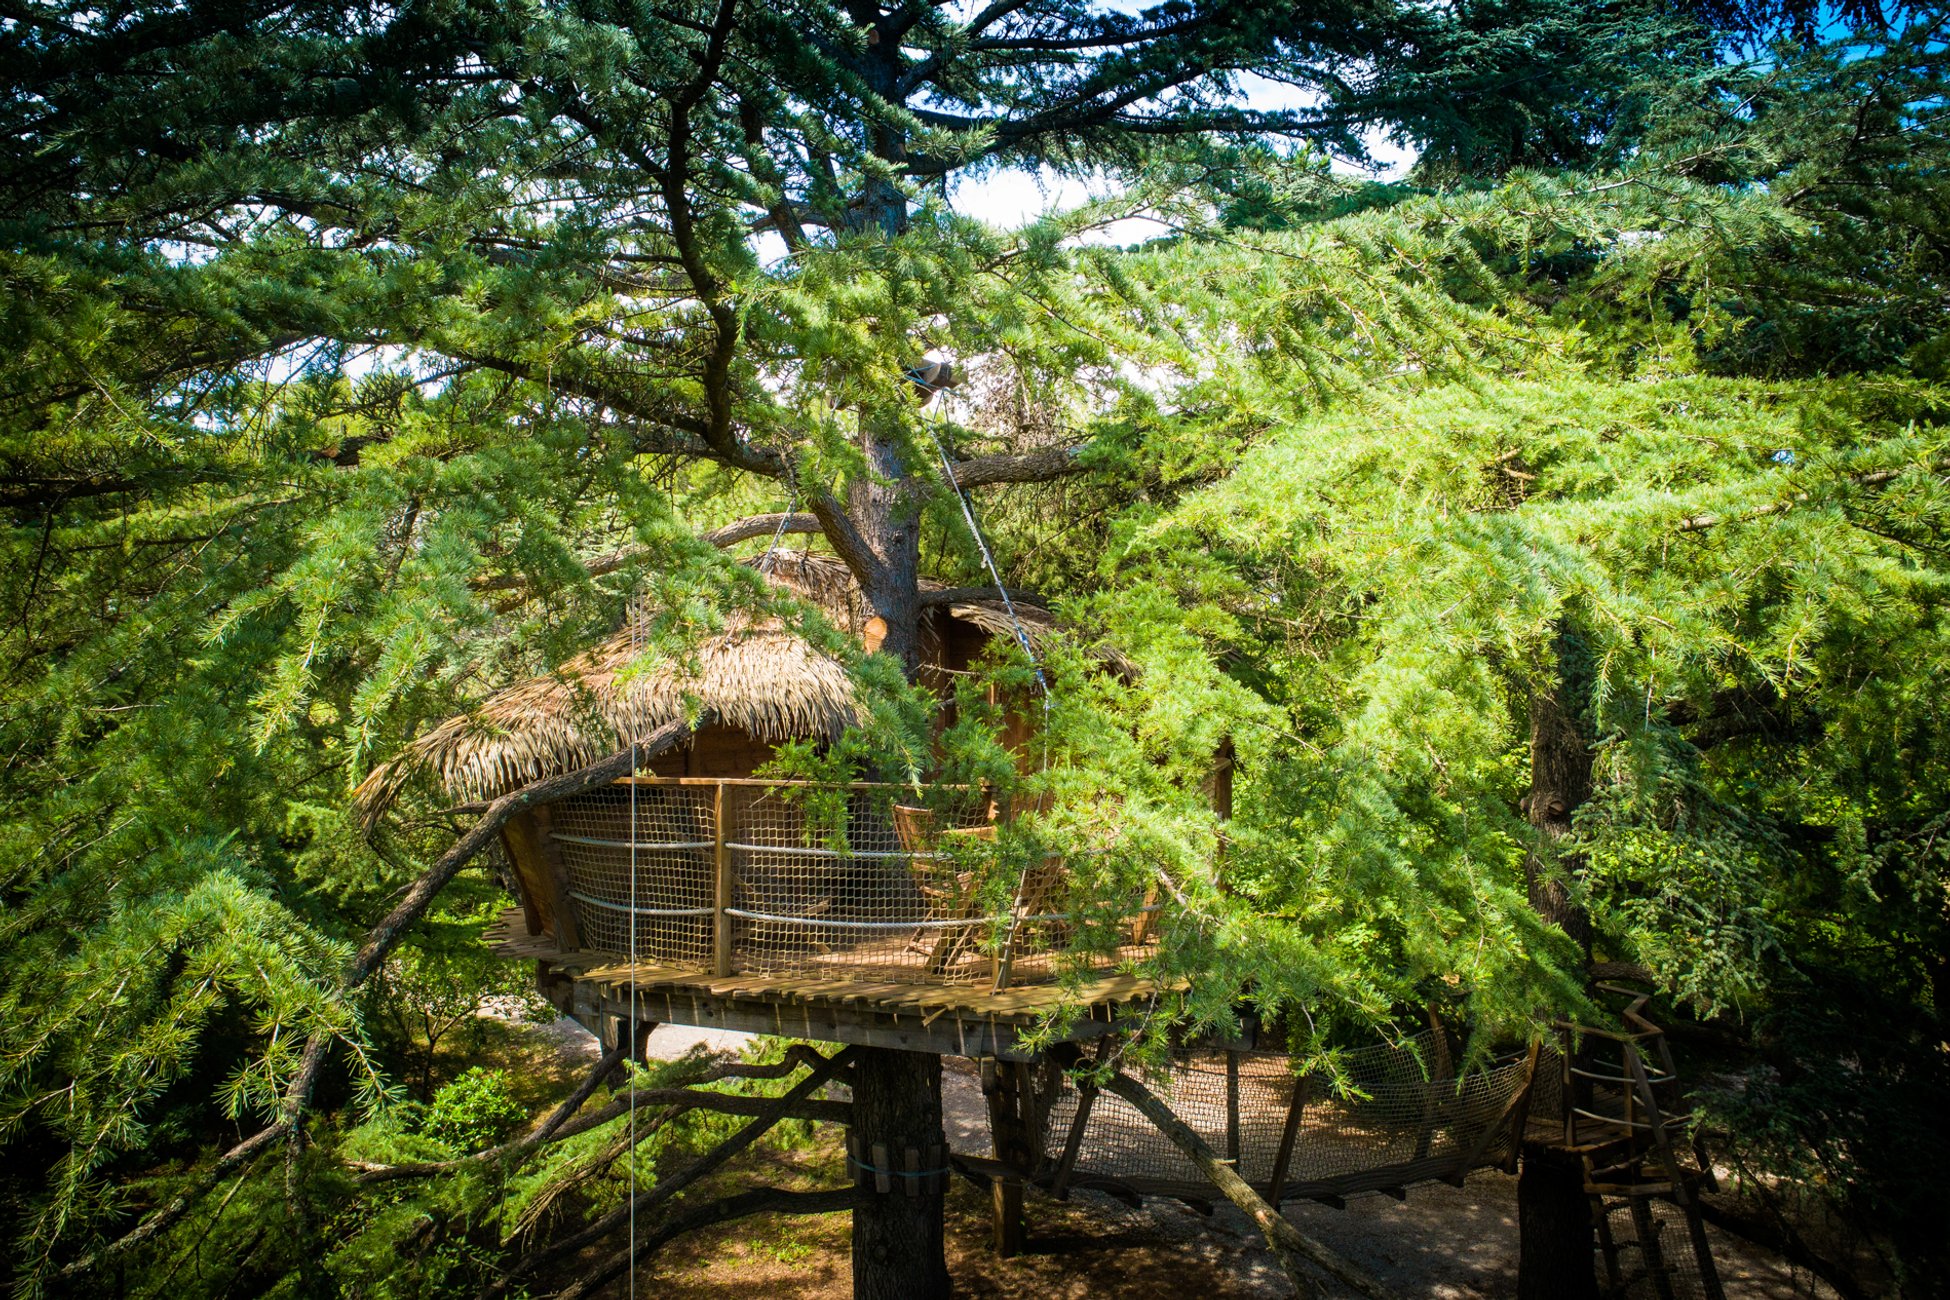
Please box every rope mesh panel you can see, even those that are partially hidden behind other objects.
[1038,1034,1535,1200]
[723,783,993,984]
[550,784,716,965]
[543,779,1160,985]
[1600,1198,1717,1300]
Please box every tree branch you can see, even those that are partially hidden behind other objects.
[804,491,886,588]
[470,514,825,596]
[496,1044,857,1293]
[703,512,823,548]
[350,1035,633,1185]
[59,718,710,1282]
[1675,459,1945,533]
[658,0,747,466]
[1095,1063,1397,1300]
[949,444,1090,488]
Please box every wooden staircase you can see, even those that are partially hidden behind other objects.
[1557,986,1726,1300]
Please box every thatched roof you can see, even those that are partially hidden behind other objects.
[352,617,857,819]
[350,551,1084,822]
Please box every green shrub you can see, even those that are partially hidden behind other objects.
[421,1067,527,1151]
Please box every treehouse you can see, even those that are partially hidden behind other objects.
[354,552,1550,1296]
[354,554,1208,1057]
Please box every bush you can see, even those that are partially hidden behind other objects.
[421,1067,527,1151]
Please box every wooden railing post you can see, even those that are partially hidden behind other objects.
[712,780,733,976]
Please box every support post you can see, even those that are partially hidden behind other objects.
[712,781,733,976]
[982,1061,1033,1257]
[850,1047,949,1300]
[1517,1141,1599,1300]
[601,1018,656,1088]
[1267,1072,1309,1204]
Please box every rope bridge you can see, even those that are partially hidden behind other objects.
[959,1032,1545,1210]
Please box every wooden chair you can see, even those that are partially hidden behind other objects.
[891,804,995,977]
[1004,791,1158,950]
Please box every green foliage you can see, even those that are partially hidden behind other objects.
[373,894,552,1100]
[420,1069,527,1152]
[0,2,1943,1295]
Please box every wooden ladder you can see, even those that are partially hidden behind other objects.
[1558,986,1726,1300]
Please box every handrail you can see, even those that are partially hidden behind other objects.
[723,841,932,861]
[552,834,715,851]
[613,775,979,792]
[723,908,1079,931]
[569,891,715,919]
[547,774,1157,986]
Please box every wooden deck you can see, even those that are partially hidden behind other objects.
[489,909,1178,1059]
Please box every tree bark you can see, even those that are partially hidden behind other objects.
[1518,1142,1600,1300]
[1524,627,1594,953]
[849,408,926,672]
[850,1047,950,1300]
[1518,626,1599,1299]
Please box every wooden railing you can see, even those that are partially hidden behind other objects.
[530,777,1156,990]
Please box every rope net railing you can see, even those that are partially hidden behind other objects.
[544,778,1160,987]
[1031,1033,1539,1203]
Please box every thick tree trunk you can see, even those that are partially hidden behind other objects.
[1519,626,1599,1298]
[850,1047,950,1300]
[839,48,947,1293]
[850,410,926,672]
[1524,627,1594,953]
[1518,1142,1600,1300]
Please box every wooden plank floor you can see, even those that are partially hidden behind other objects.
[488,908,1175,1022]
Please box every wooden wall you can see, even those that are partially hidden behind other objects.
[500,723,783,941]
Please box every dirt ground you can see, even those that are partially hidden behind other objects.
[526,1019,1838,1299]
[636,1160,1835,1300]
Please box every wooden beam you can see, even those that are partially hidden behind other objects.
[497,814,549,936]
[1267,1071,1309,1205]
[712,780,733,976]
[1050,1078,1097,1201]
[983,1061,1032,1257]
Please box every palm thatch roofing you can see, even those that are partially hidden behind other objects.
[351,551,1078,822]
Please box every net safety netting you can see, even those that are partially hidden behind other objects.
[1598,1198,1720,1300]
[545,780,1159,986]
[1031,1033,1538,1202]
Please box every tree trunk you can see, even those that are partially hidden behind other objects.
[1518,1142,1600,1300]
[837,49,946,1292]
[1519,626,1599,1298]
[850,411,926,673]
[1524,626,1594,953]
[850,1047,950,1300]
[982,1061,1036,1256]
